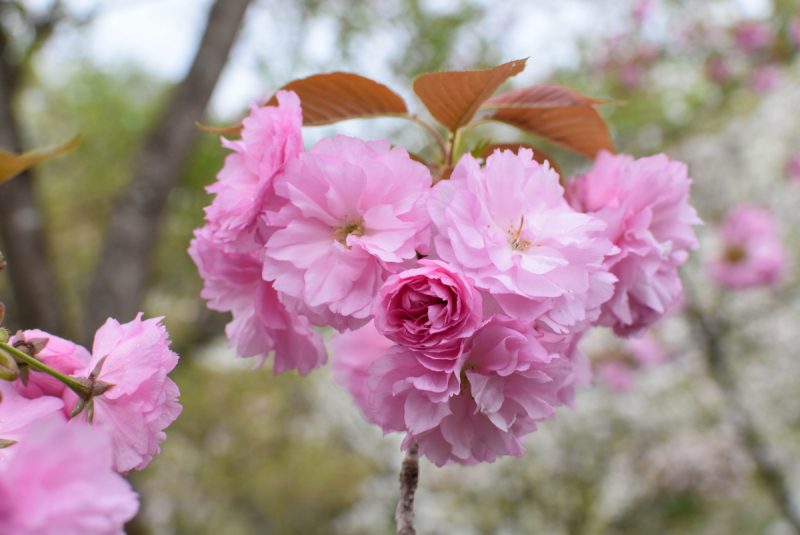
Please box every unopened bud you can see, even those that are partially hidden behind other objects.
[0,349,19,381]
[0,326,7,343]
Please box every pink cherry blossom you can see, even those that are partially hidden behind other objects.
[566,151,701,337]
[748,65,780,94]
[429,149,616,334]
[370,316,571,466]
[263,135,432,332]
[790,16,800,48]
[734,20,773,53]
[330,320,394,422]
[189,227,327,374]
[708,204,787,289]
[372,259,482,349]
[598,361,636,393]
[63,314,182,473]
[10,330,91,399]
[0,382,64,460]
[0,417,138,535]
[202,90,303,253]
[785,152,800,183]
[706,56,731,83]
[626,331,665,367]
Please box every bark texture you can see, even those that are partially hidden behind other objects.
[0,17,64,334]
[396,442,419,535]
[82,0,252,343]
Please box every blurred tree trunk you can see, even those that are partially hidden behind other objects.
[0,9,65,335]
[82,0,252,344]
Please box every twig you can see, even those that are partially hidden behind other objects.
[686,304,800,533]
[396,442,419,535]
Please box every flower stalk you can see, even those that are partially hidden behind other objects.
[396,442,419,535]
[0,340,92,400]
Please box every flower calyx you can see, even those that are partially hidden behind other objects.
[69,356,115,423]
[11,332,50,386]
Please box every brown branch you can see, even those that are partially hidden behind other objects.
[396,442,419,535]
[0,19,64,334]
[82,0,252,343]
[687,304,800,533]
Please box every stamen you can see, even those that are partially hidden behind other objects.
[333,217,365,247]
[507,215,531,251]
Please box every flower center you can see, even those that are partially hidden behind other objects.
[724,245,746,263]
[333,217,365,246]
[507,215,531,252]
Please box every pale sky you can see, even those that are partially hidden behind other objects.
[24,0,772,120]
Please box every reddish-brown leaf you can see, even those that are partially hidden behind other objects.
[488,106,614,159]
[196,122,244,136]
[482,84,615,159]
[413,59,527,132]
[479,143,562,178]
[265,72,408,126]
[0,135,82,185]
[481,84,609,109]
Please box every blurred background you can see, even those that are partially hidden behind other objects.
[2,0,800,533]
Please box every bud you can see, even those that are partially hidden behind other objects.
[0,325,7,343]
[0,303,5,325]
[0,348,20,381]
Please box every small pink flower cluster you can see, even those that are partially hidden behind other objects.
[192,92,701,465]
[0,314,181,534]
[708,204,787,289]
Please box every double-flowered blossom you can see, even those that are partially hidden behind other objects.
[708,204,786,289]
[0,417,138,535]
[10,330,90,399]
[190,227,327,374]
[429,149,616,333]
[202,90,303,253]
[263,135,432,331]
[63,314,182,473]
[566,151,701,337]
[330,320,395,422]
[371,259,482,348]
[0,381,64,456]
[370,316,572,466]
[189,90,327,374]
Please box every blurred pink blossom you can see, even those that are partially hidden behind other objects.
[619,62,645,89]
[785,152,800,183]
[0,417,138,535]
[10,330,90,399]
[748,65,780,94]
[734,20,773,53]
[633,0,655,23]
[708,204,787,289]
[706,56,732,83]
[63,314,182,473]
[263,135,432,332]
[429,149,616,334]
[790,16,800,48]
[598,361,636,393]
[566,151,701,337]
[626,331,665,367]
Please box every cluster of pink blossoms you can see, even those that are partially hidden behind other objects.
[192,91,701,466]
[0,314,181,534]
